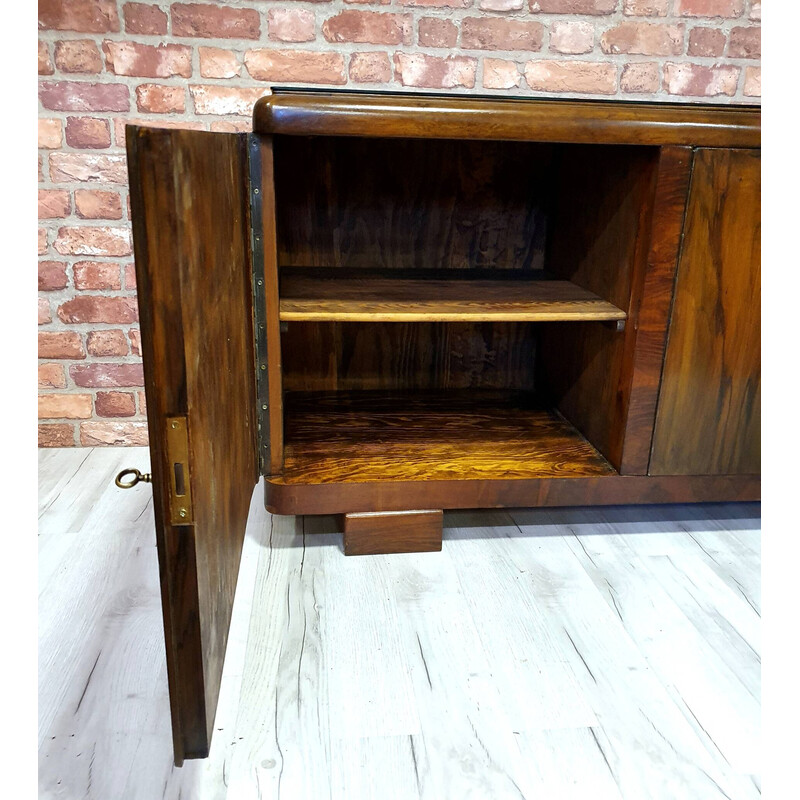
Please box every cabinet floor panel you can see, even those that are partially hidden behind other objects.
[279,391,615,484]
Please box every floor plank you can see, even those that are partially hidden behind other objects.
[38,449,761,799]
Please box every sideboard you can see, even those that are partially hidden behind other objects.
[123,89,760,762]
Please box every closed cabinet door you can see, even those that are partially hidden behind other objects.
[650,148,760,476]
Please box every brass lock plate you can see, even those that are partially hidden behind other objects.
[166,416,193,526]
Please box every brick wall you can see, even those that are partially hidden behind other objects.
[38,0,761,447]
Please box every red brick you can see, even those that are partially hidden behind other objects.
[663,62,739,95]
[137,390,147,415]
[418,18,458,48]
[483,58,521,89]
[210,120,252,132]
[39,81,130,112]
[399,0,470,6]
[95,391,136,417]
[39,156,44,183]
[103,41,192,78]
[129,328,142,356]
[79,421,149,446]
[39,297,52,325]
[39,393,93,420]
[269,9,316,42]
[623,0,668,13]
[39,0,120,33]
[58,295,138,324]
[190,85,268,115]
[688,27,726,56]
[199,47,241,78]
[244,50,347,84]
[39,423,75,447]
[172,3,261,39]
[123,3,168,35]
[39,228,49,255]
[38,331,86,359]
[49,153,127,183]
[54,226,132,257]
[600,22,683,55]
[524,60,617,93]
[70,363,144,388]
[744,65,760,96]
[621,61,660,92]
[136,84,186,113]
[38,190,71,220]
[728,26,760,58]
[124,263,137,289]
[394,53,477,89]
[38,260,68,290]
[38,364,67,389]
[480,0,524,10]
[75,190,123,220]
[87,329,129,356]
[54,39,103,73]
[39,119,63,149]
[675,0,744,17]
[323,11,412,45]
[349,52,392,83]
[749,1,760,21]
[529,0,616,12]
[65,116,111,149]
[39,41,54,74]
[73,260,122,289]
[550,21,594,53]
[462,18,543,50]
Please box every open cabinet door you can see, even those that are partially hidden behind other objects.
[127,127,259,763]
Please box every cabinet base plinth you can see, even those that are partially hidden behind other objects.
[343,510,443,556]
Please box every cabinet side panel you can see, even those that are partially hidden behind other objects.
[650,148,761,476]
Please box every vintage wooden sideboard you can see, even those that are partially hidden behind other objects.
[121,89,760,763]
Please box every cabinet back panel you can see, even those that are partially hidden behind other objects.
[281,321,537,392]
[274,137,553,272]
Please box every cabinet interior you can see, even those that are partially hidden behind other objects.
[268,135,660,481]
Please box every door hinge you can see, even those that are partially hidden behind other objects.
[166,415,194,526]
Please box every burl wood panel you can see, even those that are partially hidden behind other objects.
[343,510,443,556]
[254,90,760,149]
[127,128,257,764]
[274,136,553,272]
[281,322,538,393]
[279,271,626,322]
[538,145,659,470]
[281,391,615,484]
[651,149,761,476]
[618,147,693,475]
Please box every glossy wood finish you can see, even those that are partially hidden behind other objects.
[127,127,258,763]
[619,147,694,475]
[254,89,760,148]
[651,149,761,476]
[257,137,284,475]
[280,271,626,323]
[282,321,538,393]
[281,391,615,484]
[266,471,759,516]
[537,146,658,470]
[343,510,443,556]
[275,136,552,272]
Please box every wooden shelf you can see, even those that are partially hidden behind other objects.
[280,391,616,485]
[278,270,627,323]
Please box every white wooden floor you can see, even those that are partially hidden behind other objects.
[39,447,761,800]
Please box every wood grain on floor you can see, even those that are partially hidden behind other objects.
[38,448,761,800]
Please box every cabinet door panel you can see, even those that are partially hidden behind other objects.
[127,127,258,763]
[650,148,760,475]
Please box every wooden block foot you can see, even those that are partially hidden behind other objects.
[343,510,443,556]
